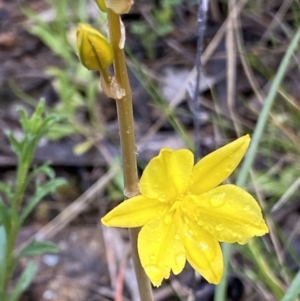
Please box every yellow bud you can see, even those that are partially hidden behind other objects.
[76,23,113,71]
[95,0,107,12]
[106,0,134,14]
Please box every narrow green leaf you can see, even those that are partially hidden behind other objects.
[280,270,300,301]
[29,164,55,181]
[0,181,12,198]
[5,131,22,158]
[0,226,7,289]
[17,240,59,258]
[19,108,30,133]
[0,202,11,236]
[7,262,38,301]
[20,178,65,223]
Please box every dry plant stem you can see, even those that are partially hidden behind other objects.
[107,9,154,301]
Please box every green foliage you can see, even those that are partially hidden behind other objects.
[0,101,65,300]
[255,166,299,198]
[130,0,182,59]
[17,240,59,258]
[21,1,102,141]
[7,262,38,301]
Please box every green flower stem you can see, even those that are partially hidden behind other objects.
[107,9,154,301]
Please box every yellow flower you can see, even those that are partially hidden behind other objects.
[101,135,268,287]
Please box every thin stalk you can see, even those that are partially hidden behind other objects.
[248,240,284,299]
[192,0,208,161]
[107,9,154,301]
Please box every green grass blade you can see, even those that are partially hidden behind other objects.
[215,26,300,301]
[280,270,300,301]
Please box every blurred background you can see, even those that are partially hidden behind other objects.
[0,0,300,300]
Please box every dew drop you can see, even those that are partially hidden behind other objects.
[156,236,162,243]
[226,164,234,172]
[158,194,167,202]
[183,216,189,224]
[164,214,172,225]
[254,219,261,226]
[187,229,193,236]
[216,223,224,231]
[144,264,163,284]
[174,233,180,240]
[209,193,226,208]
[199,242,209,251]
[181,206,188,213]
[174,253,186,273]
[196,219,203,226]
[149,255,155,262]
[243,205,250,211]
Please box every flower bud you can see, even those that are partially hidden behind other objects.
[106,0,134,14]
[76,23,113,71]
[95,0,107,12]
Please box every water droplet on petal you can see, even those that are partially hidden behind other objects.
[209,193,226,208]
[216,223,224,231]
[156,236,162,243]
[174,233,180,240]
[254,219,261,226]
[144,265,164,286]
[199,242,208,251]
[183,216,190,224]
[226,164,234,172]
[164,214,172,225]
[149,255,155,262]
[243,205,250,211]
[187,229,193,236]
[158,194,167,202]
[174,253,186,273]
[196,218,204,226]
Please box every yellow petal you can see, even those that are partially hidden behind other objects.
[189,135,250,195]
[138,213,186,287]
[140,148,194,202]
[183,219,223,284]
[101,195,166,227]
[189,185,269,244]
